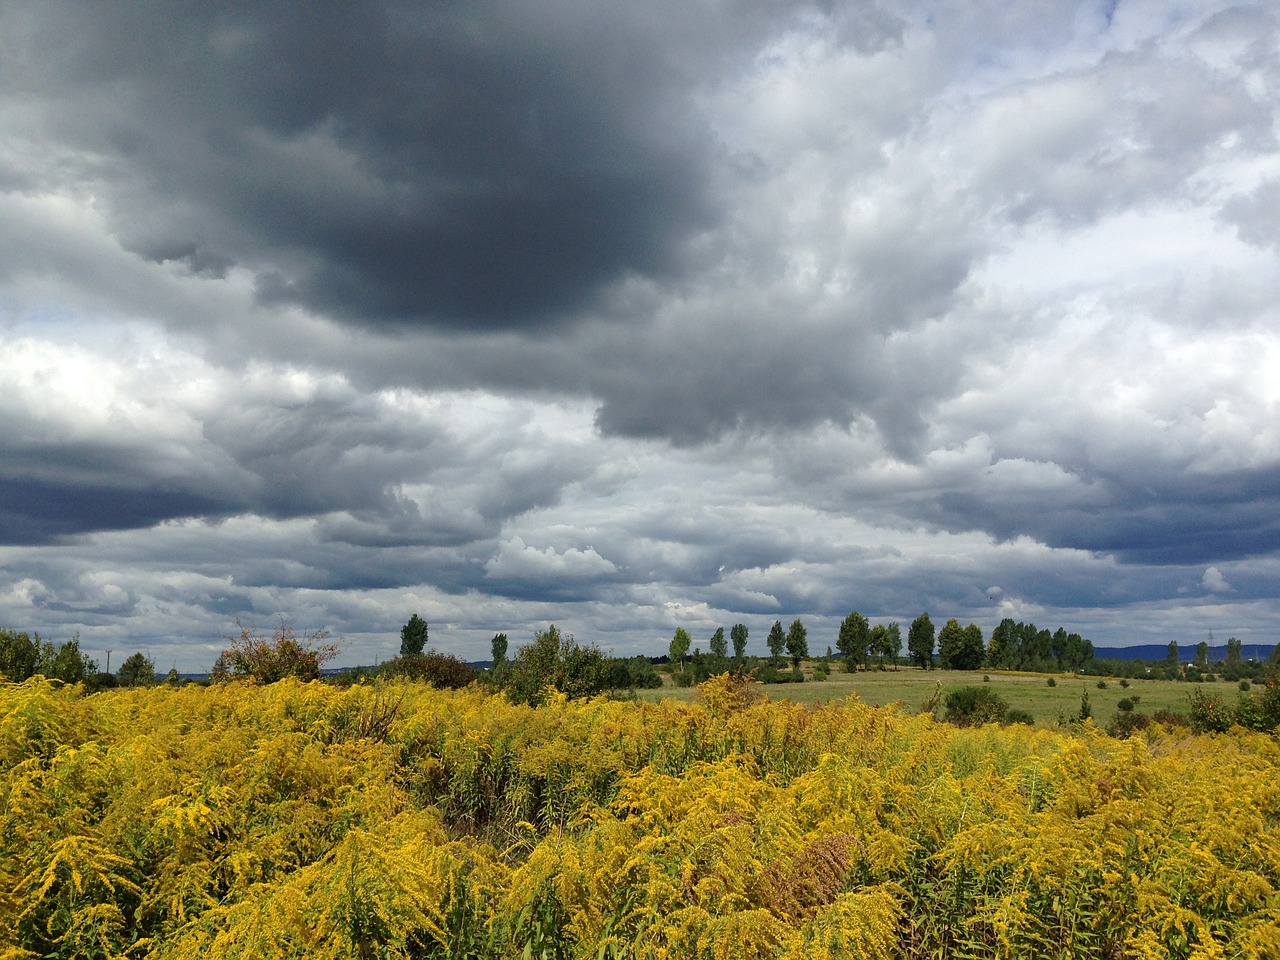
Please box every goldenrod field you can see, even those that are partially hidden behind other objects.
[2,675,1278,959]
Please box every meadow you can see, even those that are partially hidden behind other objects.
[2,673,1278,959]
[639,666,1203,721]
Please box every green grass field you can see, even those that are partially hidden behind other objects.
[639,664,1223,725]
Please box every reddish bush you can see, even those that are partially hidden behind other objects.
[212,622,338,683]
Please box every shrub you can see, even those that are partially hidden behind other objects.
[1233,694,1265,732]
[943,686,1008,726]
[755,664,804,684]
[1239,679,1252,692]
[1004,708,1035,725]
[1075,690,1092,724]
[983,675,990,683]
[1046,677,1057,687]
[1117,698,1135,713]
[1151,708,1189,727]
[1188,689,1232,734]
[1119,678,1130,688]
[1107,711,1151,739]
[502,625,617,706]
[617,656,664,689]
[383,651,478,689]
[212,623,338,683]
[1096,680,1107,690]
[1259,674,1280,730]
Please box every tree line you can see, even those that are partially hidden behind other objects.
[0,628,163,689]
[1,610,1099,696]
[666,613,1095,676]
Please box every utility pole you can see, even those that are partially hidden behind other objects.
[105,649,112,673]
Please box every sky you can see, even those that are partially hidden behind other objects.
[1,0,1278,672]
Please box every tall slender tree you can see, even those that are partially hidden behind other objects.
[669,628,691,667]
[491,632,508,667]
[766,621,786,665]
[785,619,808,668]
[730,623,749,661]
[400,614,429,656]
[836,611,870,668]
[907,613,935,669]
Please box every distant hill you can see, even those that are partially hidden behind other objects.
[1094,643,1277,663]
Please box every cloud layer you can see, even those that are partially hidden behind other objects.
[1,0,1278,669]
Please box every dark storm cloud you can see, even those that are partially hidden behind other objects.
[2,0,1280,667]
[0,477,225,545]
[926,470,1280,565]
[1,0,834,329]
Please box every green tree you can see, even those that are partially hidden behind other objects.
[869,623,901,669]
[117,651,156,687]
[939,619,985,670]
[836,611,870,668]
[1166,640,1180,668]
[48,635,96,685]
[0,628,40,681]
[730,623,749,660]
[766,621,786,665]
[491,632,509,666]
[785,619,808,668]
[1195,641,1210,670]
[960,623,986,670]
[669,627,692,667]
[709,627,728,660]
[987,618,1018,669]
[503,625,615,706]
[400,614,429,656]
[907,613,935,669]
[1224,637,1243,674]
[883,622,902,668]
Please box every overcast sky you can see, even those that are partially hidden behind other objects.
[2,0,1278,671]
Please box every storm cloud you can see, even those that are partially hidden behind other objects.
[1,0,1278,669]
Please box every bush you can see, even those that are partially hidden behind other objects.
[617,656,664,689]
[755,664,804,684]
[212,623,338,683]
[1046,677,1057,687]
[1261,675,1280,729]
[1117,698,1135,713]
[944,686,1008,726]
[502,626,617,706]
[1233,694,1266,732]
[1107,711,1151,739]
[1188,689,1232,734]
[983,675,990,683]
[1096,681,1107,690]
[1119,678,1130,688]
[383,651,478,689]
[1239,679,1252,692]
[1004,708,1035,725]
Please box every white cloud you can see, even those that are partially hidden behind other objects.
[1202,566,1233,593]
[485,537,618,581]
